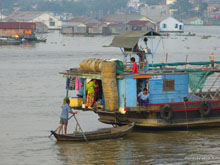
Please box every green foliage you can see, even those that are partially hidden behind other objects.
[140,0,163,5]
[35,0,128,16]
[201,35,212,39]
[171,0,193,19]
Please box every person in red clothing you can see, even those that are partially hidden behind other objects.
[130,57,138,74]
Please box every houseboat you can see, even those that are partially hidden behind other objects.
[61,31,220,129]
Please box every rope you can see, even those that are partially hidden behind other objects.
[208,73,220,91]
[189,71,210,100]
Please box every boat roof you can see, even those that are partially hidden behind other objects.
[108,31,160,49]
[60,68,188,80]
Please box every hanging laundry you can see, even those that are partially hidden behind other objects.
[69,76,76,90]
[66,77,70,89]
[75,78,81,91]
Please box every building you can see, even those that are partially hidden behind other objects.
[127,0,145,10]
[160,17,184,33]
[140,5,170,23]
[189,18,204,25]
[36,22,48,33]
[0,13,6,20]
[86,23,104,35]
[207,4,220,18]
[4,12,62,30]
[107,23,127,34]
[127,20,156,31]
[102,14,152,24]
[0,22,36,39]
[166,0,176,5]
[68,16,101,25]
[61,22,86,34]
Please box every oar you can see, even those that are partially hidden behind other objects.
[73,115,88,144]
[49,114,75,138]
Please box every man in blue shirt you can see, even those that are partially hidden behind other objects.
[58,98,77,135]
[138,88,149,107]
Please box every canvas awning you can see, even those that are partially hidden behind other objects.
[108,31,160,49]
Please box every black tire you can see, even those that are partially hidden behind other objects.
[160,104,174,121]
[199,101,211,117]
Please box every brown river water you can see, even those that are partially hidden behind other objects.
[1,26,220,165]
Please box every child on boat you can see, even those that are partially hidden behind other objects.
[58,97,77,136]
[138,88,149,107]
[130,57,138,74]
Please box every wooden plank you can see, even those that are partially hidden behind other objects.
[133,75,152,79]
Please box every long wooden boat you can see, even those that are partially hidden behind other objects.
[0,37,22,45]
[51,122,135,141]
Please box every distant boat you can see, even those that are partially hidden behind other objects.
[0,36,22,45]
[50,122,135,142]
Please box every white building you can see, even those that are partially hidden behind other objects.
[0,13,6,20]
[166,0,176,5]
[140,5,170,23]
[160,17,184,33]
[128,0,144,10]
[5,12,62,30]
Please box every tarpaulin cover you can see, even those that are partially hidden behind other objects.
[108,31,160,49]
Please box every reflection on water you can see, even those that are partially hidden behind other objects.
[55,128,220,164]
[0,27,220,165]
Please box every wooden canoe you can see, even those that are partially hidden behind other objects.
[50,122,135,142]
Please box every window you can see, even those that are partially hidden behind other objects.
[163,80,175,91]
[163,24,167,29]
[179,25,183,30]
[50,21,55,26]
[175,24,178,28]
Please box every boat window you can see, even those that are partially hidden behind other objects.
[163,80,175,91]
[175,24,178,28]
[179,25,183,30]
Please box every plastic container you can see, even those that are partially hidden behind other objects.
[69,97,83,107]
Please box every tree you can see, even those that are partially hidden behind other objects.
[171,0,193,19]
[198,2,208,16]
[140,0,164,6]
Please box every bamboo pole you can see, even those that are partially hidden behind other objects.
[73,115,88,143]
[49,114,75,138]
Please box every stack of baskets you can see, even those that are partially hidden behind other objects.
[80,58,104,72]
[101,61,119,111]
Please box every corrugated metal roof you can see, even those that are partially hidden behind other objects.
[4,12,44,22]
[0,22,36,29]
[102,14,146,23]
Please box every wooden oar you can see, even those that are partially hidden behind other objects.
[73,115,88,143]
[49,114,75,138]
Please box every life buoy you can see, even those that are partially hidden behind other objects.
[160,104,174,121]
[199,101,211,117]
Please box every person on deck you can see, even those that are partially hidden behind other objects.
[58,98,77,136]
[86,79,98,109]
[210,52,215,68]
[138,88,149,107]
[131,57,138,74]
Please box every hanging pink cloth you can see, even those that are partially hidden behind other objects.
[75,78,81,91]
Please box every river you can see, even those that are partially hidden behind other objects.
[0,26,220,165]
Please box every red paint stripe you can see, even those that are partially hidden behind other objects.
[150,107,220,113]
[149,100,220,106]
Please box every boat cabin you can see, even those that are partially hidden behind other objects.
[118,72,188,108]
[61,30,191,113]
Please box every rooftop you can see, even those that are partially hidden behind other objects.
[5,12,46,22]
